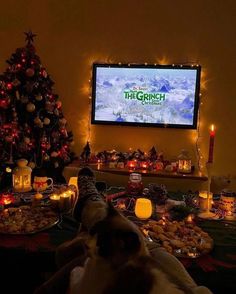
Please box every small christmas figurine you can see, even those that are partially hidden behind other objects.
[149,146,158,161]
[80,141,91,163]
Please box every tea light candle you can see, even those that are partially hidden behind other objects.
[186,214,194,223]
[199,191,213,211]
[50,194,60,209]
[59,192,71,212]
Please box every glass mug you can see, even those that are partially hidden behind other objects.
[33,176,53,191]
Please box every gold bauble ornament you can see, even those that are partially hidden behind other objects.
[26,103,35,112]
[34,116,42,125]
[43,117,50,125]
[35,95,43,101]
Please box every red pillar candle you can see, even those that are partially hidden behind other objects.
[208,124,215,163]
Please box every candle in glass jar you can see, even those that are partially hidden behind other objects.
[208,124,215,163]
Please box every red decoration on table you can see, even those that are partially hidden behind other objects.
[127,160,137,169]
[208,124,215,163]
[0,193,14,205]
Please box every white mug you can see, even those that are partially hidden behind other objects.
[33,176,53,191]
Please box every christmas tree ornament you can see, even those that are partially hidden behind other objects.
[26,102,36,112]
[6,83,13,90]
[0,98,10,109]
[43,117,50,125]
[54,161,59,168]
[56,101,62,108]
[34,116,42,125]
[35,94,43,101]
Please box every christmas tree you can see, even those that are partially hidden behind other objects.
[0,31,76,187]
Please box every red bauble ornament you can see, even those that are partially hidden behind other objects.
[56,101,62,108]
[26,68,35,77]
[0,99,10,109]
[6,83,13,90]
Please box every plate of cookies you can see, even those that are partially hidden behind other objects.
[0,205,59,234]
[140,218,213,258]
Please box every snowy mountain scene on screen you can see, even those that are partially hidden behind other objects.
[93,66,200,127]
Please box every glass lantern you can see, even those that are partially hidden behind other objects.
[177,150,192,174]
[13,159,32,192]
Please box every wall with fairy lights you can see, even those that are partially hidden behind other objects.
[0,0,236,178]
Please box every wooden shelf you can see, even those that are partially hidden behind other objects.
[78,163,208,181]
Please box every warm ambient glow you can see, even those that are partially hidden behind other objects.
[68,177,78,190]
[135,198,152,219]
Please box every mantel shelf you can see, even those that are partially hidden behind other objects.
[78,163,208,181]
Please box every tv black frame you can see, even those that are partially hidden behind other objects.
[91,63,201,129]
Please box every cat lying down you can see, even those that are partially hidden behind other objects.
[68,169,210,294]
[35,167,212,294]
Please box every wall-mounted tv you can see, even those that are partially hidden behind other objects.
[91,63,201,129]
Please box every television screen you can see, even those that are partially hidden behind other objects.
[91,64,201,129]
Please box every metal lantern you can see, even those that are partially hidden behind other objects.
[12,159,32,192]
[177,150,192,174]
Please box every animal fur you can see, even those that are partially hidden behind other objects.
[68,203,188,294]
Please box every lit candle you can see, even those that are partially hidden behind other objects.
[208,124,215,163]
[59,192,71,212]
[199,191,213,211]
[50,194,60,210]
[186,214,194,223]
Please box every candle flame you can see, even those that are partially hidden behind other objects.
[210,124,215,132]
